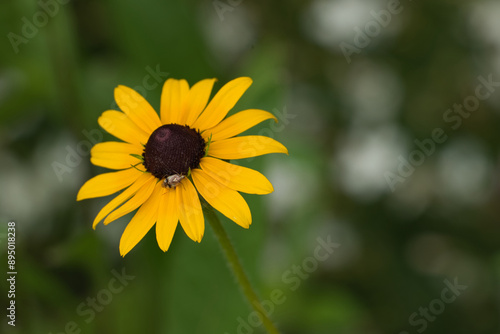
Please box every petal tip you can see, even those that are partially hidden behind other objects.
[157,244,169,252]
[264,184,274,194]
[235,216,251,229]
[240,77,253,88]
[229,76,252,90]
[92,218,101,229]
[239,76,253,83]
[119,244,131,257]
[114,85,124,95]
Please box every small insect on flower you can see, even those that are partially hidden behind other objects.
[163,174,184,188]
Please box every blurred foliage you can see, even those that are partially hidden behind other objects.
[1,0,500,333]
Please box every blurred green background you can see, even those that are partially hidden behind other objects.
[1,0,500,333]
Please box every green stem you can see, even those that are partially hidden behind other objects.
[204,203,280,334]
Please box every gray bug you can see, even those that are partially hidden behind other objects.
[162,174,185,188]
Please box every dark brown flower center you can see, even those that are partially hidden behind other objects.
[143,124,205,179]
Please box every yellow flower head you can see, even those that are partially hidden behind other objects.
[77,77,288,256]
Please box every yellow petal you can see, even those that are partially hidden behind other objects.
[114,85,162,134]
[160,79,190,124]
[77,168,142,201]
[177,178,204,242]
[119,181,163,256]
[200,157,273,195]
[90,142,144,170]
[192,77,252,131]
[192,169,251,228]
[185,78,216,126]
[202,109,277,142]
[92,173,155,228]
[208,136,288,160]
[103,177,157,225]
[156,187,178,252]
[98,110,149,146]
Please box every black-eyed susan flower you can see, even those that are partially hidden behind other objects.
[77,77,288,256]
